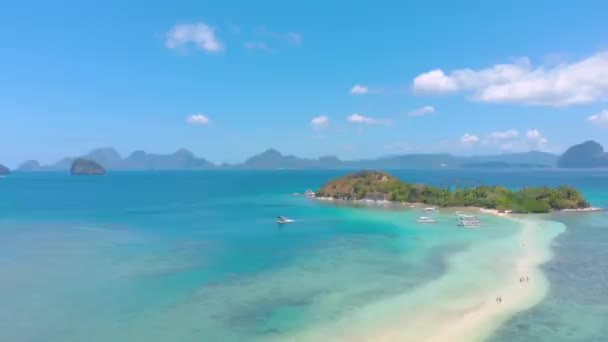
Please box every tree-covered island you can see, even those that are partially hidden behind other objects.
[315,171,591,213]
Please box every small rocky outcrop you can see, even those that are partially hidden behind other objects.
[0,164,11,175]
[70,158,106,175]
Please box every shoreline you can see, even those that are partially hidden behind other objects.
[313,196,602,215]
[277,213,565,341]
[425,218,560,342]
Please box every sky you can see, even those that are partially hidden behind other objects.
[1,0,608,167]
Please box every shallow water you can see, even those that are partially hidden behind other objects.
[0,170,606,341]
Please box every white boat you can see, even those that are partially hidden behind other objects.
[305,189,316,198]
[424,207,437,212]
[418,216,437,223]
[458,218,481,227]
[455,211,477,220]
[408,204,416,208]
[276,216,295,224]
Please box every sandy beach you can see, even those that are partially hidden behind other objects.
[278,216,565,342]
[424,219,553,342]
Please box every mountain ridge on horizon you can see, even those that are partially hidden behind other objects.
[14,146,563,172]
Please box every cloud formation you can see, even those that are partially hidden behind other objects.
[408,105,435,116]
[460,133,480,144]
[462,129,549,151]
[347,114,390,125]
[166,23,223,53]
[587,110,608,128]
[186,114,210,125]
[413,51,608,106]
[311,115,329,128]
[349,84,369,95]
[526,129,548,145]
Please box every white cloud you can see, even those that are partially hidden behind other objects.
[587,110,608,128]
[413,52,608,106]
[488,129,519,140]
[408,105,435,116]
[347,114,390,125]
[244,41,273,52]
[460,133,479,144]
[349,84,369,95]
[186,114,210,125]
[166,23,223,53]
[311,115,329,128]
[526,129,548,145]
[413,70,459,93]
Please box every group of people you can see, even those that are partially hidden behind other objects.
[496,243,532,305]
[496,275,532,304]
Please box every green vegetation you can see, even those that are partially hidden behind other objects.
[315,170,590,213]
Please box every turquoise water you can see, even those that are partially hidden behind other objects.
[0,170,606,341]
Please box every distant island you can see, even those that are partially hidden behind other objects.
[460,162,549,169]
[0,164,10,175]
[11,140,608,171]
[315,170,591,213]
[70,158,106,175]
[557,140,608,168]
[14,147,558,172]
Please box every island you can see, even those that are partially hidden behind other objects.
[70,158,106,175]
[557,140,608,168]
[0,164,10,175]
[315,170,591,213]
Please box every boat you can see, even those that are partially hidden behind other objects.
[455,211,477,220]
[276,216,295,224]
[305,189,316,198]
[424,207,437,212]
[417,216,437,224]
[458,217,481,227]
[408,204,416,208]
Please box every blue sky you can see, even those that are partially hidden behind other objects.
[2,0,608,167]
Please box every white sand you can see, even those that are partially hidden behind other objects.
[278,218,564,342]
[424,219,552,342]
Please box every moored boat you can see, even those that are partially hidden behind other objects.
[418,216,437,224]
[458,217,481,227]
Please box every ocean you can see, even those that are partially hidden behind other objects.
[0,169,606,341]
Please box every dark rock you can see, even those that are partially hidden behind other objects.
[0,164,10,175]
[70,158,106,175]
[17,160,42,172]
[558,141,608,168]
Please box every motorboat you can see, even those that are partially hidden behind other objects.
[305,189,316,198]
[276,216,295,224]
[458,217,481,227]
[418,216,437,224]
[424,207,437,212]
